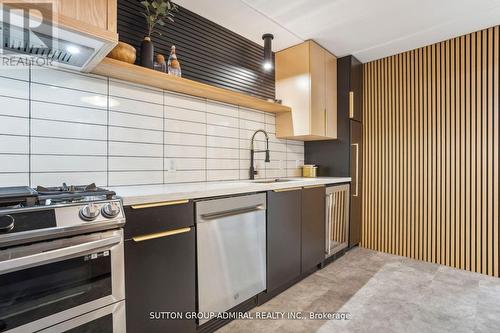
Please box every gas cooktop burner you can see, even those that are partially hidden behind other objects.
[36,183,116,204]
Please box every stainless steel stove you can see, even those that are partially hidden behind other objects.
[0,184,126,333]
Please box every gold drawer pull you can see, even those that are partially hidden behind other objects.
[133,227,191,242]
[131,199,189,209]
[304,185,325,189]
[349,91,354,118]
[273,187,302,193]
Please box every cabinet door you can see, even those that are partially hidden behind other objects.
[301,186,326,272]
[325,52,338,138]
[310,42,326,136]
[350,121,363,246]
[56,0,115,32]
[267,189,302,292]
[125,229,196,333]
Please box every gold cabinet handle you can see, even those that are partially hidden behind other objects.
[131,199,189,209]
[304,185,325,189]
[132,227,191,242]
[273,187,302,193]
[352,143,359,197]
[349,91,354,118]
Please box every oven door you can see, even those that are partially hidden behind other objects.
[0,229,124,333]
[37,301,125,333]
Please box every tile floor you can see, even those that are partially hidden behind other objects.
[217,247,500,333]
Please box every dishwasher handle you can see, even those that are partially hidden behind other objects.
[199,205,265,221]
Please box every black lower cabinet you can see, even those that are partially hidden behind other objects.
[266,189,302,293]
[123,202,196,333]
[124,230,196,333]
[301,186,326,273]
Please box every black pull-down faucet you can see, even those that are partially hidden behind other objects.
[250,129,271,180]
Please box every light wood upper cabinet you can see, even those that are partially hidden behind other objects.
[276,40,337,141]
[55,0,117,33]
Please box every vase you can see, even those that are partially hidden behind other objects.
[140,37,154,69]
[107,42,137,64]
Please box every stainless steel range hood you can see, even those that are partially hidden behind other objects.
[0,3,117,72]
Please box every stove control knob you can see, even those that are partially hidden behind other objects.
[80,203,100,221]
[101,202,121,218]
[0,215,14,233]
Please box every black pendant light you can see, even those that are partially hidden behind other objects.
[262,33,274,71]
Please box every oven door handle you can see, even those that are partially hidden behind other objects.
[0,235,121,275]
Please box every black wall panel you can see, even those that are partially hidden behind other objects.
[117,0,275,100]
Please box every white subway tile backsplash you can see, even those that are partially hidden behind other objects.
[109,171,163,186]
[31,83,108,109]
[207,159,240,170]
[165,92,205,111]
[239,108,265,123]
[32,119,107,140]
[0,67,29,81]
[31,138,106,156]
[165,170,206,183]
[109,126,163,144]
[0,155,29,173]
[207,136,239,149]
[265,122,276,134]
[206,101,238,117]
[109,142,163,158]
[0,116,29,136]
[31,68,107,94]
[286,160,305,169]
[109,111,163,131]
[165,119,206,135]
[111,97,163,118]
[164,132,205,146]
[31,155,107,172]
[265,113,276,125]
[207,147,239,159]
[0,135,29,154]
[32,101,107,125]
[31,172,107,187]
[207,169,239,181]
[165,145,206,158]
[165,106,205,123]
[109,80,163,104]
[0,67,304,186]
[165,158,205,171]
[287,169,302,177]
[109,157,163,171]
[0,77,29,99]
[266,169,287,179]
[0,96,29,118]
[207,124,239,138]
[206,113,238,128]
[239,119,265,132]
[0,173,29,186]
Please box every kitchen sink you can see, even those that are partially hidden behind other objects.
[251,179,296,184]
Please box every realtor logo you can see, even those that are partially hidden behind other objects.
[1,1,55,66]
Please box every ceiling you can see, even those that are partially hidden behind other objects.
[175,0,500,63]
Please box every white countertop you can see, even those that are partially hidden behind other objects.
[110,177,351,206]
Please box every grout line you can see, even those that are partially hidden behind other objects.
[28,64,32,187]
[106,77,110,187]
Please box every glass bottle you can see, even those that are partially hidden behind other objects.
[167,45,182,77]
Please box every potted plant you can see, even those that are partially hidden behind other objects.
[140,0,178,68]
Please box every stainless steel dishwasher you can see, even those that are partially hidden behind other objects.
[196,193,266,324]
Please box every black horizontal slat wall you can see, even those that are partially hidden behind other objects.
[117,0,275,100]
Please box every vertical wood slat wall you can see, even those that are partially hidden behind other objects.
[362,26,500,277]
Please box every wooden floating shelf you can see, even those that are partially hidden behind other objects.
[92,58,292,113]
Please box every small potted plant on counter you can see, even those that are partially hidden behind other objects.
[140,0,178,69]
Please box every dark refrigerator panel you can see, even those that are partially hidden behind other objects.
[350,120,363,247]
